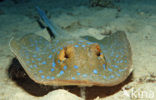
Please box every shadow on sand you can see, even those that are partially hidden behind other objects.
[8,58,133,100]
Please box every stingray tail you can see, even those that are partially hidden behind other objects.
[36,6,58,38]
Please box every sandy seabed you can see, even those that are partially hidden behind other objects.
[0,0,155,100]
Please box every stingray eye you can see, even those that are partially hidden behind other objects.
[90,43,102,56]
[65,46,75,58]
[95,45,101,57]
[58,46,74,61]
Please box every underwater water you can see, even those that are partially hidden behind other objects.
[0,0,156,100]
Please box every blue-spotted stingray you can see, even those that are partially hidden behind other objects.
[9,8,132,87]
[9,30,132,86]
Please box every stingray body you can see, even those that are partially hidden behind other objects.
[9,30,132,86]
[9,8,132,86]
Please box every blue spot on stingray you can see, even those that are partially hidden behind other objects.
[48,55,52,58]
[82,74,87,77]
[93,69,98,74]
[52,49,55,52]
[34,65,37,68]
[57,51,60,55]
[46,76,50,79]
[113,65,118,68]
[41,75,45,79]
[72,77,75,80]
[42,61,46,64]
[37,58,42,61]
[81,45,86,47]
[36,47,40,51]
[51,76,55,80]
[77,72,80,75]
[74,45,79,47]
[33,55,37,57]
[60,47,63,50]
[86,42,93,45]
[51,68,55,72]
[59,70,64,75]
[103,64,106,70]
[29,65,33,68]
[26,61,30,63]
[108,68,112,72]
[32,61,35,63]
[74,65,78,69]
[52,62,56,67]
[110,75,115,79]
[58,60,60,63]
[39,70,43,73]
[116,55,119,58]
[64,66,67,70]
[125,60,127,63]
[103,76,106,79]
[120,60,123,63]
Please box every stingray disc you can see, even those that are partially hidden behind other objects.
[9,31,132,86]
